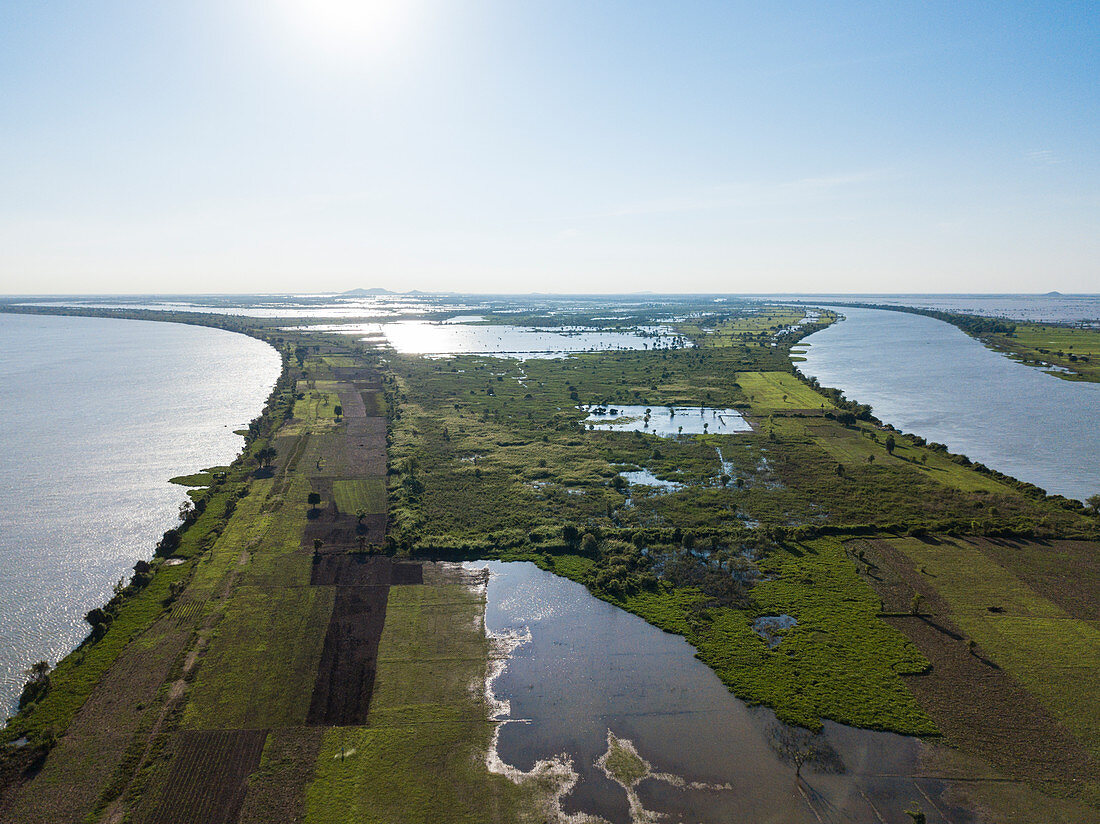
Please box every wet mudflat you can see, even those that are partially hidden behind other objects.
[477,561,975,824]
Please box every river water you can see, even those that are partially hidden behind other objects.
[0,313,281,717]
[798,306,1100,502]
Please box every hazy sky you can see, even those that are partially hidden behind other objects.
[1,1,1097,294]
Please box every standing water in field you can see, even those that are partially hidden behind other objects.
[799,306,1100,502]
[0,314,281,717]
[476,561,972,824]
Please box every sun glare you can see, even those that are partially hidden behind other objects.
[277,0,421,63]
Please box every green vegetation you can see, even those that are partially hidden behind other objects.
[3,298,1098,824]
[735,371,835,410]
[332,479,386,515]
[983,322,1100,382]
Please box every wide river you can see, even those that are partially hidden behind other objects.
[0,313,281,716]
[798,306,1100,502]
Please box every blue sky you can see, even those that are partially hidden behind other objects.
[1,1,1097,294]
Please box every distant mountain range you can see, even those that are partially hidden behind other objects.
[341,287,394,296]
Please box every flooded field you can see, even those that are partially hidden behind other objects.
[582,404,752,436]
[292,320,688,357]
[476,561,971,824]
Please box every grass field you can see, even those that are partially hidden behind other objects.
[735,371,835,411]
[332,479,386,515]
[181,585,334,729]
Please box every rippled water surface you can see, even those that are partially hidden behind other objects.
[799,306,1100,501]
[478,561,971,824]
[0,314,281,716]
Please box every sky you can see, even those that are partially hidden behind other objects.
[1,1,1098,295]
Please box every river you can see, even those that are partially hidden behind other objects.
[798,305,1100,502]
[0,313,281,717]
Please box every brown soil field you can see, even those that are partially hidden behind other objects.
[336,388,367,418]
[306,584,391,726]
[331,367,382,385]
[145,729,267,824]
[302,512,385,551]
[361,390,383,416]
[342,417,388,476]
[311,555,422,587]
[854,539,1099,786]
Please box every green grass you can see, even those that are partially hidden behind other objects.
[181,585,334,729]
[333,479,387,515]
[735,371,835,411]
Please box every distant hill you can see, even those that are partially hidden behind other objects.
[1042,291,1063,297]
[341,287,394,296]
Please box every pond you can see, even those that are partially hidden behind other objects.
[476,561,973,824]
[582,404,752,436]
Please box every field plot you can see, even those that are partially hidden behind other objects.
[182,586,334,729]
[307,584,390,726]
[304,565,552,823]
[858,536,1100,812]
[332,478,386,515]
[146,729,268,824]
[735,371,834,411]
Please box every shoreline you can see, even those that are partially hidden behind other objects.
[0,311,288,723]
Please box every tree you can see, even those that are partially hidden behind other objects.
[580,532,598,556]
[885,434,896,455]
[333,404,343,419]
[307,492,321,512]
[255,446,277,468]
[1087,494,1100,516]
[18,661,51,709]
[313,538,325,553]
[767,723,843,779]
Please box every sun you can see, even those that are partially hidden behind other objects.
[276,0,422,62]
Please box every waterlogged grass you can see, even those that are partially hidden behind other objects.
[527,544,934,734]
[889,536,1100,756]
